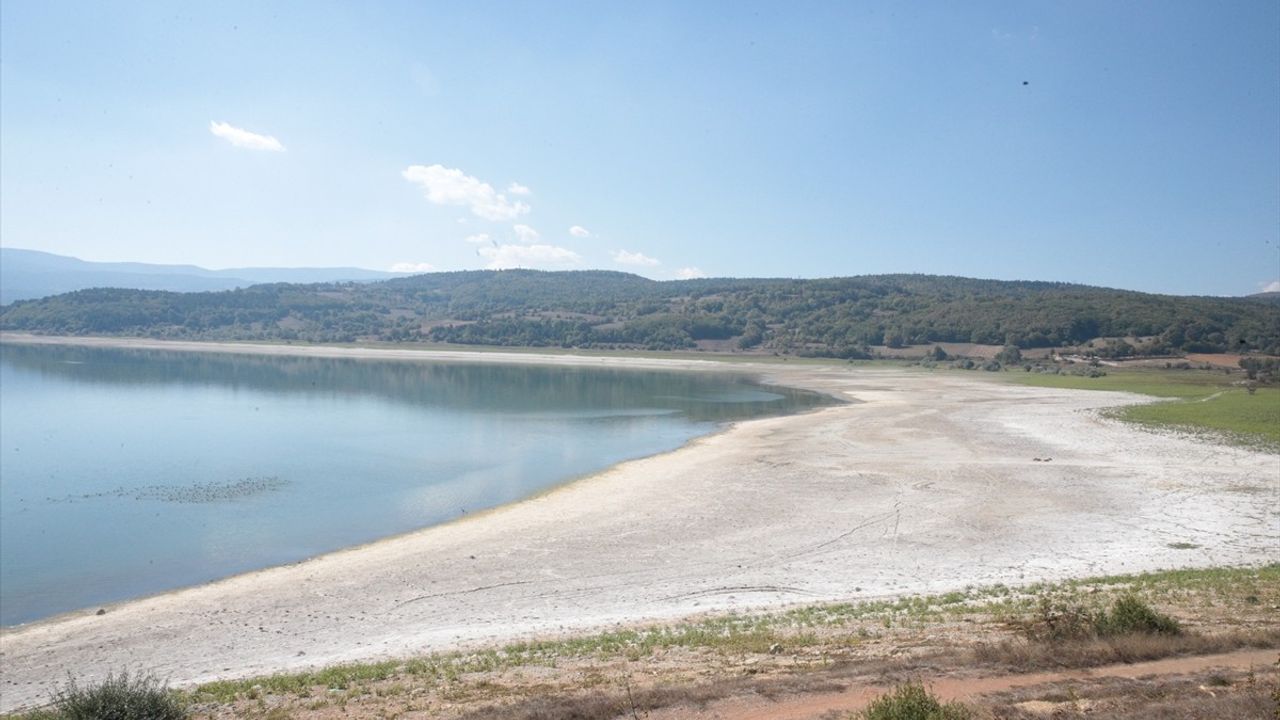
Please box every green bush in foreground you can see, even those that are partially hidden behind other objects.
[44,671,187,720]
[1098,594,1182,636]
[861,682,971,720]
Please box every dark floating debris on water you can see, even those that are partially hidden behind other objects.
[49,476,289,504]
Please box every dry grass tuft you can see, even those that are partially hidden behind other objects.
[983,667,1280,719]
[971,628,1280,671]
[453,672,849,720]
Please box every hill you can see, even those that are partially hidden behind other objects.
[0,248,406,304]
[2,270,1277,356]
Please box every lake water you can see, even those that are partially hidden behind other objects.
[0,343,829,626]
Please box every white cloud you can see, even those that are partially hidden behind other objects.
[569,225,591,238]
[675,267,707,279]
[507,182,532,196]
[612,249,660,267]
[402,164,531,221]
[390,262,435,273]
[464,233,492,245]
[1261,279,1280,293]
[513,224,540,242]
[209,121,285,152]
[478,243,582,270]
[991,25,1039,42]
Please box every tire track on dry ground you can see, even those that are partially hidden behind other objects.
[648,648,1280,720]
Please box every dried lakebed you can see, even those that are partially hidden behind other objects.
[0,337,1276,712]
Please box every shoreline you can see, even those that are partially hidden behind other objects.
[2,416,750,634]
[2,334,1276,711]
[0,333,840,630]
[0,333,754,374]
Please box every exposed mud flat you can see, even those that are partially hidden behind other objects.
[1,336,1275,712]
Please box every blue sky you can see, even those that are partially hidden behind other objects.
[2,1,1277,295]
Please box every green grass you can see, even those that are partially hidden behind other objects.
[1054,564,1279,603]
[1121,388,1279,446]
[1008,368,1280,450]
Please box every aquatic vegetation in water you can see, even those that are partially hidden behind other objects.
[47,476,289,504]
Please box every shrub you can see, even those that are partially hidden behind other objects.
[48,671,187,720]
[862,682,971,720]
[1026,597,1100,642]
[1097,594,1182,636]
[995,345,1023,364]
[1025,594,1181,642]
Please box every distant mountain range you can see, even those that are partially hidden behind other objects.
[0,248,407,304]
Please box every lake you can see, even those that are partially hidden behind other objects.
[0,343,829,626]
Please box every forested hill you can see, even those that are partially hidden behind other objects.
[2,270,1278,357]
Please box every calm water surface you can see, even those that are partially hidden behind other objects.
[0,344,828,626]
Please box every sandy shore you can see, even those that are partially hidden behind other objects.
[1,335,1276,711]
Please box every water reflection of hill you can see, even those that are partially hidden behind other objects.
[0,344,833,423]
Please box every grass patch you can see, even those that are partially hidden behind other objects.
[1050,563,1278,600]
[452,672,848,720]
[973,628,1280,671]
[1008,367,1280,450]
[1012,367,1231,399]
[1120,387,1280,447]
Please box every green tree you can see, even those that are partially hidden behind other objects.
[995,345,1022,364]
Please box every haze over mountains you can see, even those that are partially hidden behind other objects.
[0,248,406,304]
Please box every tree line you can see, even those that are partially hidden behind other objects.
[2,270,1277,356]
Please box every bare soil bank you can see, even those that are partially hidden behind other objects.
[1,335,1275,712]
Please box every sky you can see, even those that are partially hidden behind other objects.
[1,1,1278,296]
